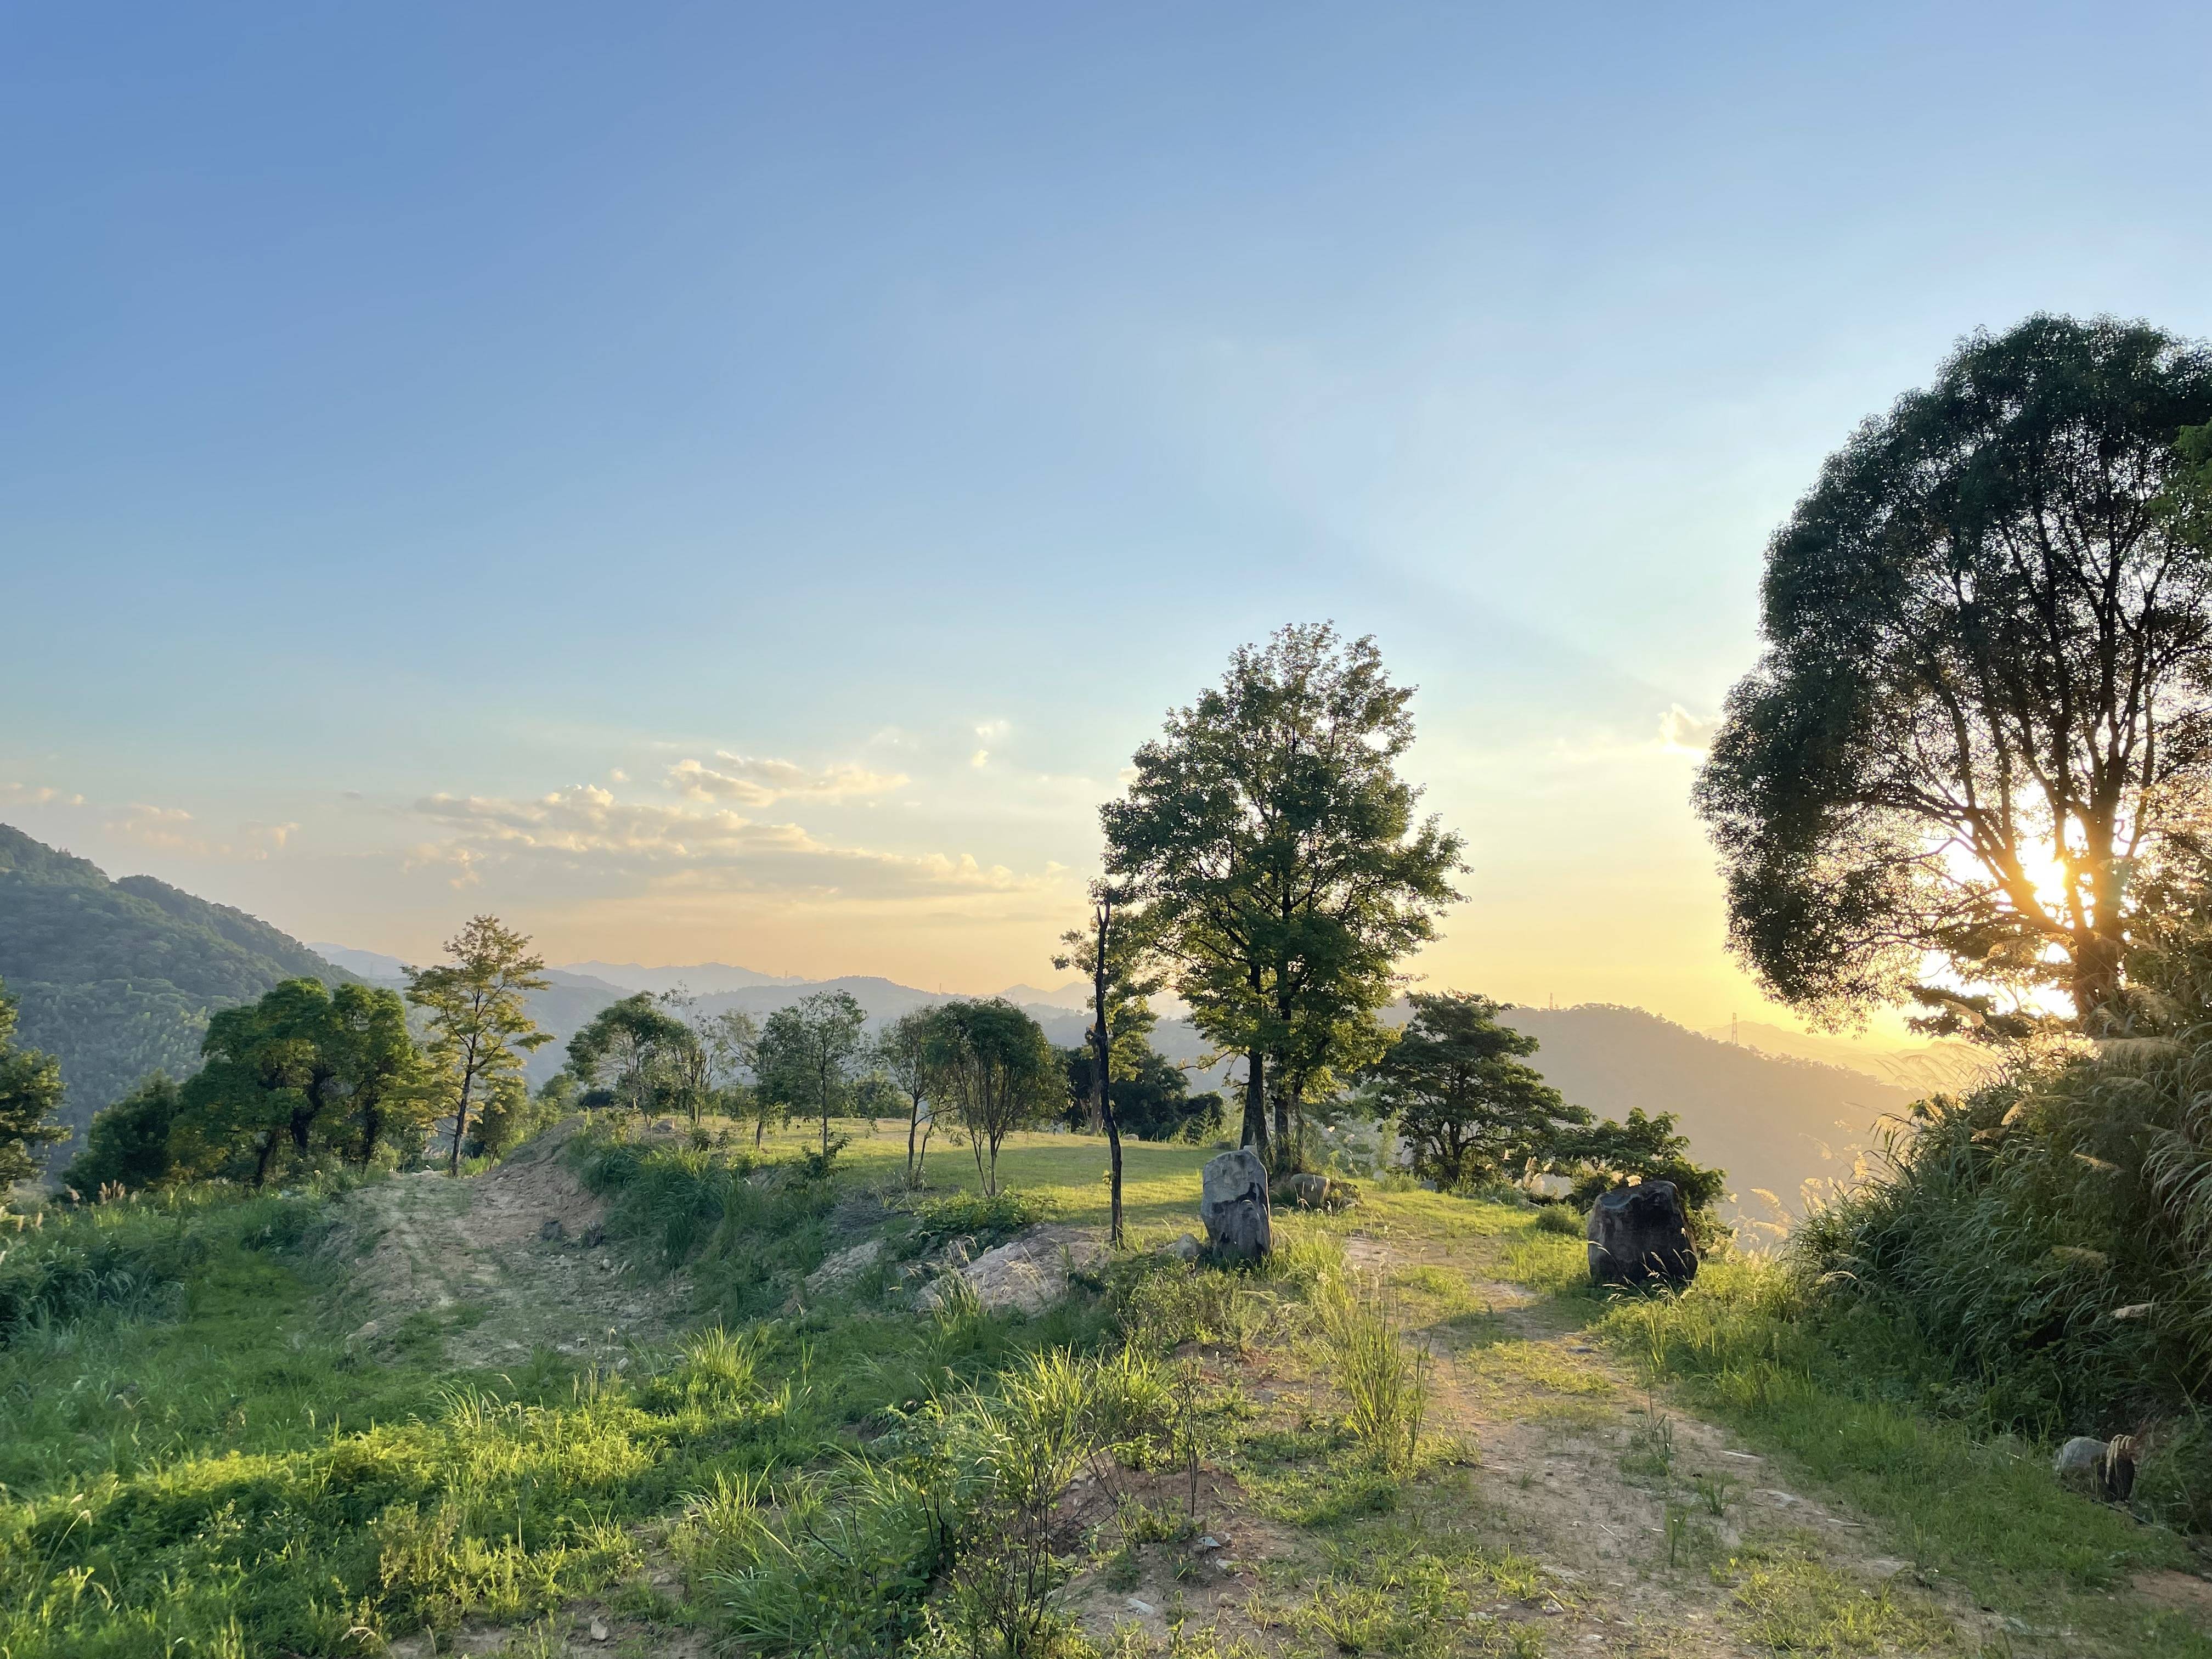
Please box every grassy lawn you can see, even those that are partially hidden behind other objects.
[770,1116,1220,1235]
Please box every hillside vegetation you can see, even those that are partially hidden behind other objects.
[0,825,353,1142]
[4,1115,2207,1658]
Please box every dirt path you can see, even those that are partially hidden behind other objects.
[318,1121,686,1369]
[1069,1223,2041,1657]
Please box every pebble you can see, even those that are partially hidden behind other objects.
[588,1618,610,1641]
[1126,1597,1155,1615]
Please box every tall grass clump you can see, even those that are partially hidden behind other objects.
[675,1346,1172,1658]
[1314,1266,1430,1474]
[0,1184,304,1342]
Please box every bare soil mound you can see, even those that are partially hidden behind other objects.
[320,1120,687,1368]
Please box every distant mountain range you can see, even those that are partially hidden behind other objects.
[1,822,1954,1220]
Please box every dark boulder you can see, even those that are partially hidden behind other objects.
[1587,1180,1697,1287]
[1200,1149,1272,1263]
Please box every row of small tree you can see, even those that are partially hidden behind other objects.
[58,916,555,1193]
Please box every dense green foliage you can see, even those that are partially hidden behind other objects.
[1556,1108,1725,1214]
[1781,914,2212,1528]
[1061,1044,1224,1144]
[0,825,354,1143]
[754,988,868,1158]
[928,998,1065,1196]
[64,978,432,1192]
[58,1072,184,1194]
[1696,318,2212,1030]
[564,991,699,1113]
[0,979,67,1185]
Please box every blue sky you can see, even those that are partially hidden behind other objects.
[6,3,2211,1024]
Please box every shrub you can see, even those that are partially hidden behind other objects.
[904,1188,1054,1258]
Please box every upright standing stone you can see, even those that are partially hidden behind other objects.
[1586,1180,1697,1287]
[1200,1149,1273,1263]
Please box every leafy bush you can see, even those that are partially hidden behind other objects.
[0,1196,215,1340]
[904,1188,1055,1258]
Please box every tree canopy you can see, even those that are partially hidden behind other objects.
[928,998,1062,1196]
[1359,992,1589,1192]
[0,976,66,1187]
[1102,623,1463,1167]
[755,989,868,1158]
[564,992,697,1116]
[1696,316,2212,1035]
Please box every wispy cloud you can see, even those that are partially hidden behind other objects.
[1,781,86,807]
[667,753,909,806]
[405,783,1062,905]
[106,803,215,854]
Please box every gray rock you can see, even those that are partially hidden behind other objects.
[917,1224,1104,1314]
[2054,1436,2107,1483]
[1201,1149,1272,1263]
[1278,1172,1333,1209]
[1165,1232,1203,1263]
[804,1237,883,1295]
[1586,1181,1697,1287]
[538,1218,565,1243]
[2055,1434,2138,1500]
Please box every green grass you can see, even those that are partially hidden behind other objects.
[0,1128,1170,1658]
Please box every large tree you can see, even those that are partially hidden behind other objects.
[172,978,427,1182]
[0,977,66,1187]
[754,989,868,1158]
[928,998,1062,1197]
[1102,624,1463,1166]
[1359,991,1589,1192]
[323,981,427,1168]
[1696,317,2212,1035]
[405,916,552,1173]
[565,993,696,1116]
[1053,881,1163,1245]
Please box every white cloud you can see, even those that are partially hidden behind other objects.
[1657,705,1714,753]
[1,782,86,807]
[403,841,483,889]
[667,752,909,806]
[970,749,991,768]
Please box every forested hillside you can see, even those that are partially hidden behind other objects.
[0,825,352,1143]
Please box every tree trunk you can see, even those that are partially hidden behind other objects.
[1092,899,1124,1246]
[1272,1074,1291,1172]
[449,1061,476,1175]
[906,1098,923,1187]
[1106,1108,1125,1249]
[1242,1048,1270,1163]
[2073,928,2125,1029]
